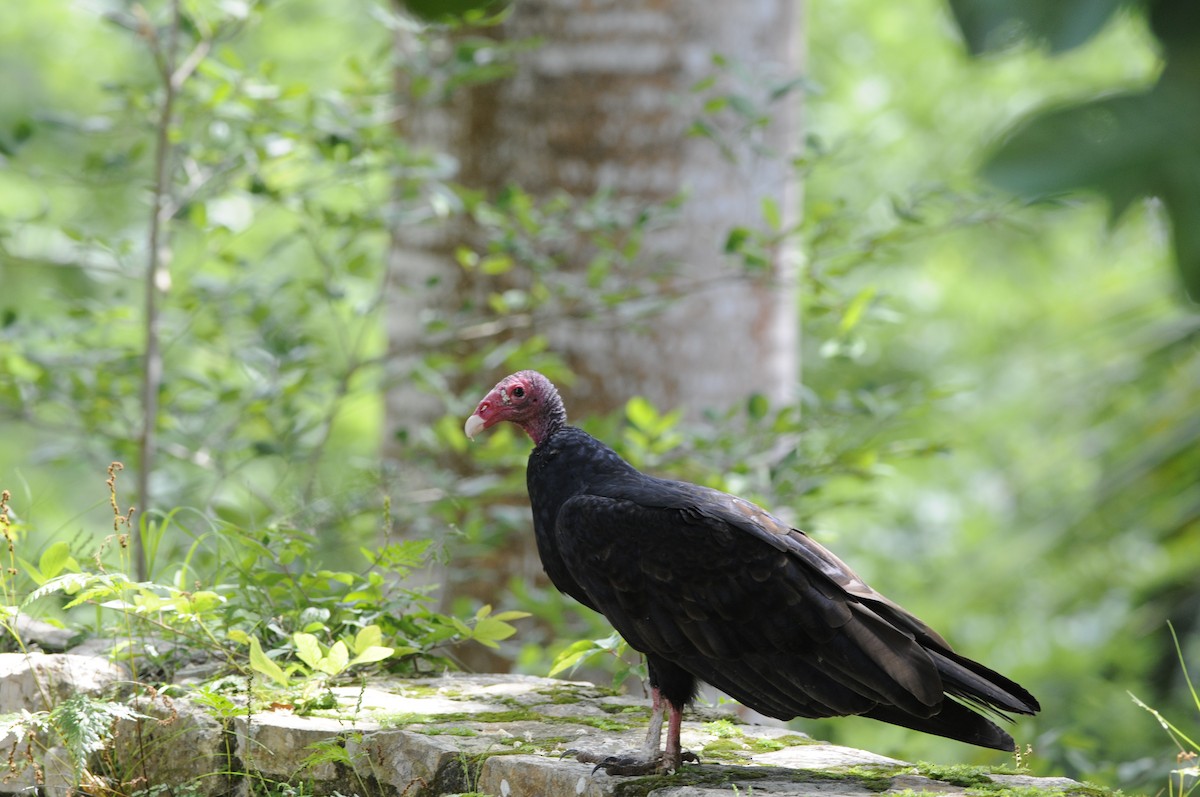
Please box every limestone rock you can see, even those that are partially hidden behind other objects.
[0,653,126,712]
[348,729,469,795]
[10,615,77,652]
[750,743,905,769]
[0,667,1095,797]
[111,695,231,797]
[235,710,380,784]
[480,754,613,797]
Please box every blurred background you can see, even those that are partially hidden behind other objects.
[2,0,1198,792]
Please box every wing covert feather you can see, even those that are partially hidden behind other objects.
[554,486,946,716]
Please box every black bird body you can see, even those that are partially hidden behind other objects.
[466,371,1039,771]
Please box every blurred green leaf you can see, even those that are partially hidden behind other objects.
[746,393,769,421]
[838,286,877,335]
[724,226,751,254]
[317,641,349,674]
[625,396,659,432]
[349,645,393,666]
[948,0,1126,55]
[762,197,782,232]
[249,637,290,687]
[401,0,506,24]
[294,632,323,670]
[36,541,72,581]
[983,83,1200,298]
[548,638,597,677]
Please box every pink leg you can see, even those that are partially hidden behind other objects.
[572,686,694,775]
[639,687,665,760]
[664,702,684,772]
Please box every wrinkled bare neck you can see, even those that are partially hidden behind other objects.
[523,385,566,445]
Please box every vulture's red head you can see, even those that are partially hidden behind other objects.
[464,370,565,445]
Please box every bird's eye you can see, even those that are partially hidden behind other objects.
[512,386,526,399]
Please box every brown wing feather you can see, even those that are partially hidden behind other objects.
[556,490,947,720]
[553,474,1038,749]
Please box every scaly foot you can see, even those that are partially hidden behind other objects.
[570,748,698,775]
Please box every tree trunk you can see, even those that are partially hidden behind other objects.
[388,0,804,427]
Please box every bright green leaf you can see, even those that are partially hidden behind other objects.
[625,396,658,431]
[353,624,383,654]
[294,632,323,670]
[472,617,518,649]
[318,641,349,675]
[184,590,224,614]
[348,646,394,666]
[549,639,601,677]
[761,197,781,232]
[15,558,43,587]
[839,286,877,335]
[38,542,73,581]
[249,638,291,687]
[489,610,531,622]
[747,393,770,421]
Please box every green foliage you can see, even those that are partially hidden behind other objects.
[950,0,1200,299]
[548,631,643,691]
[51,695,145,780]
[0,0,539,732]
[0,0,403,546]
[1130,624,1200,797]
[400,0,507,25]
[4,463,531,709]
[948,1,1127,55]
[0,464,539,792]
[0,694,146,786]
[940,1,1200,786]
[798,2,1200,790]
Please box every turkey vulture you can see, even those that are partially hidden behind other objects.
[465,370,1039,773]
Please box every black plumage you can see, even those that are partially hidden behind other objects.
[465,370,1039,772]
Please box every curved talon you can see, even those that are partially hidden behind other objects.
[590,753,664,776]
[569,747,699,776]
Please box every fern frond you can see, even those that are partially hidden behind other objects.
[49,694,148,781]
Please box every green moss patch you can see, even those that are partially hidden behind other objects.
[609,763,898,797]
[534,684,619,703]
[699,738,752,762]
[598,702,650,716]
[556,715,638,732]
[748,733,815,752]
[914,762,1012,788]
[417,726,479,737]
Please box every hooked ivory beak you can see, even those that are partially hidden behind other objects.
[464,413,487,440]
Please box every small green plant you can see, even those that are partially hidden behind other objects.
[548,630,646,690]
[240,624,395,689]
[0,463,534,792]
[0,693,147,787]
[1130,624,1200,797]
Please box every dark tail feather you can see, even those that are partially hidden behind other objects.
[929,649,1040,716]
[864,699,1017,751]
[860,644,1038,750]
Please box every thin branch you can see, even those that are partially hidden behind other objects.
[172,38,212,89]
[136,0,183,582]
